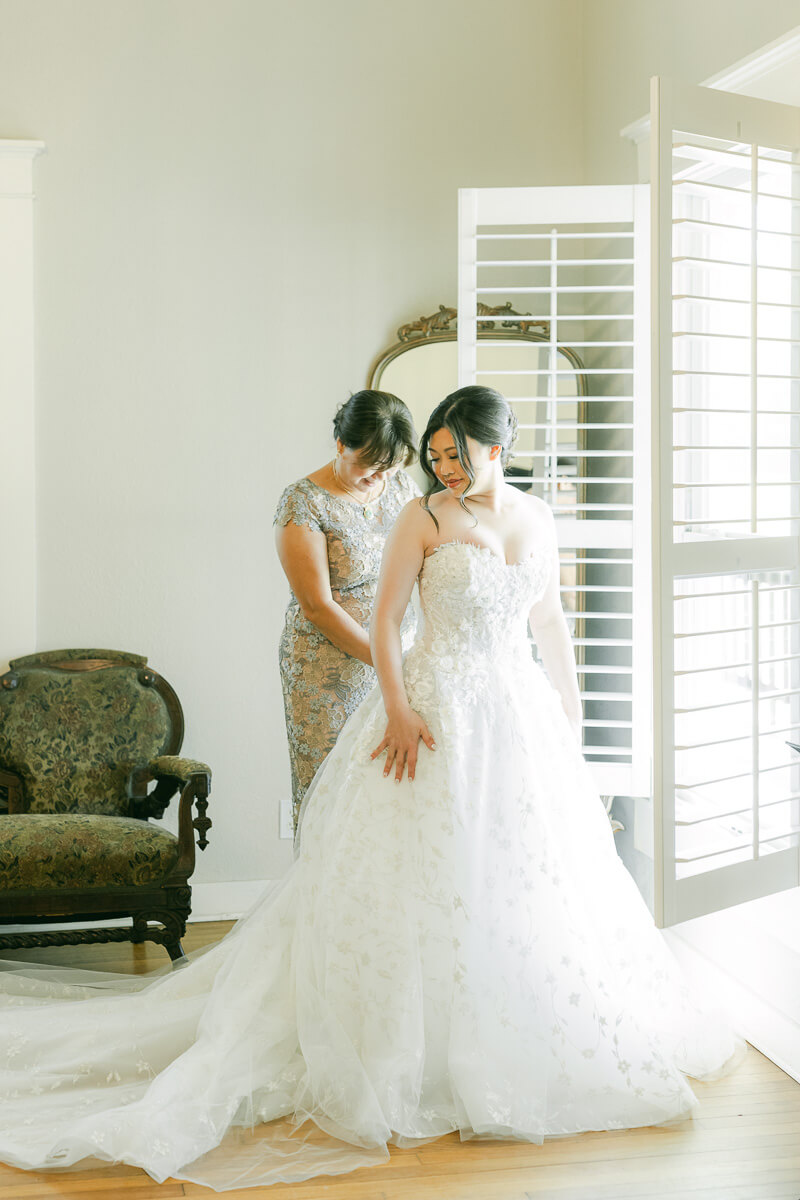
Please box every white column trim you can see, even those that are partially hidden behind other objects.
[0,140,45,191]
[0,138,45,671]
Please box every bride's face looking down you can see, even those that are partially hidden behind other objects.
[427,428,503,498]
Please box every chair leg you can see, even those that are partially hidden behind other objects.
[166,938,188,964]
[131,914,148,944]
[132,903,188,963]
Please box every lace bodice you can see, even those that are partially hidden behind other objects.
[415,540,551,664]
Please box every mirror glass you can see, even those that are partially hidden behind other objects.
[369,330,585,514]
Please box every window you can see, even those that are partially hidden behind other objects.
[652,77,800,925]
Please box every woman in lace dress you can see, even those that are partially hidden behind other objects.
[274,390,419,833]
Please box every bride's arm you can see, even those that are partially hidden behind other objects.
[528,507,583,745]
[369,500,436,783]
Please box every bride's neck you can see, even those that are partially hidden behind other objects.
[465,467,507,512]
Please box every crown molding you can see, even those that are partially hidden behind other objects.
[620,22,800,145]
[703,24,800,92]
[0,139,46,158]
[0,140,46,197]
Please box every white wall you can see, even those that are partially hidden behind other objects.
[0,0,585,897]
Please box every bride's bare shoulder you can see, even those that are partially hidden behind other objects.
[392,494,438,536]
[512,490,557,543]
[512,489,555,522]
[397,490,451,523]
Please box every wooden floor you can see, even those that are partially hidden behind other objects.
[1,922,799,1200]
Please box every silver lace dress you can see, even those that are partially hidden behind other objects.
[274,470,419,832]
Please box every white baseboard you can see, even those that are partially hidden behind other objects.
[189,879,270,922]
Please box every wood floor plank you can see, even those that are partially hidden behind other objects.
[0,1175,155,1193]
[0,1183,183,1200]
[0,1166,145,1187]
[512,1185,800,1200]
[411,1129,800,1167]
[180,1161,800,1200]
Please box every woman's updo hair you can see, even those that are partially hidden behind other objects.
[333,390,418,469]
[419,386,518,525]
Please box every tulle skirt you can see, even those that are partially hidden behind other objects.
[0,650,746,1190]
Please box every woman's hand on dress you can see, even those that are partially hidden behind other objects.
[371,707,436,783]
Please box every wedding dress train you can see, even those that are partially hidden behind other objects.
[0,540,745,1190]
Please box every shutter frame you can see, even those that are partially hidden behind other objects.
[650,75,800,927]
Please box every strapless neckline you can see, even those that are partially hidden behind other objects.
[422,539,550,571]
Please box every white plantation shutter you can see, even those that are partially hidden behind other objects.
[651,77,800,926]
[457,186,651,798]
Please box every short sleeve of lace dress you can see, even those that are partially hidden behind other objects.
[273,480,323,534]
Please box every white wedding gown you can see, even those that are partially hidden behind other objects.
[0,540,746,1191]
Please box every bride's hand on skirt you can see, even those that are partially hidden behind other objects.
[371,706,436,783]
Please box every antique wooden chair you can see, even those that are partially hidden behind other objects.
[0,649,211,962]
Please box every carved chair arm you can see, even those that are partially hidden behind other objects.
[128,757,211,839]
[0,767,25,814]
[127,755,211,881]
[150,756,212,785]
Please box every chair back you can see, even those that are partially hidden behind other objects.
[0,649,183,814]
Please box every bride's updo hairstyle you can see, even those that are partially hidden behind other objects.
[333,390,418,469]
[420,385,518,527]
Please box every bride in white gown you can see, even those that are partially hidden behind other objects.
[0,386,745,1192]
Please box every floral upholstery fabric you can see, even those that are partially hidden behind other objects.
[150,756,212,782]
[0,666,172,815]
[0,814,179,890]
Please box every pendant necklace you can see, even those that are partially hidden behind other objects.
[332,459,386,520]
